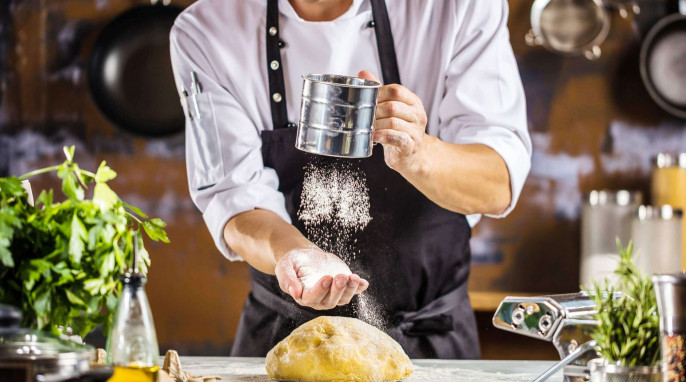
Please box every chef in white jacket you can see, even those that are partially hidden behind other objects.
[171,0,531,358]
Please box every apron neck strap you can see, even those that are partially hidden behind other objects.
[370,0,401,86]
[266,0,401,130]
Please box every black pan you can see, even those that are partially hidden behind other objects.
[640,0,686,119]
[88,1,184,136]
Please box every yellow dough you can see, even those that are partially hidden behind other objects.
[265,316,414,382]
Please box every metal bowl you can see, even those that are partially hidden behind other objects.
[527,0,611,60]
[296,74,381,158]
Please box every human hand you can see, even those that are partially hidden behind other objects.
[358,70,428,174]
[275,248,369,310]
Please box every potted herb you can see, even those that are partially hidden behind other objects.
[0,146,169,338]
[588,239,662,381]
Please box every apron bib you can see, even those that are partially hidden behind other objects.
[230,0,479,359]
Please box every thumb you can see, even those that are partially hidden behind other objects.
[275,261,303,300]
[357,70,381,83]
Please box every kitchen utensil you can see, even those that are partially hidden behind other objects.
[88,0,184,136]
[493,292,620,382]
[580,190,643,287]
[535,341,598,382]
[589,358,662,382]
[640,0,686,119]
[296,74,381,158]
[632,205,683,275]
[526,0,611,60]
[653,273,686,382]
[0,304,113,382]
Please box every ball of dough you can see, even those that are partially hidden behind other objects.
[265,316,414,382]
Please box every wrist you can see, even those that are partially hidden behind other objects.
[400,133,433,181]
[272,234,316,265]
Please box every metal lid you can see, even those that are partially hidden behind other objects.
[585,190,643,207]
[0,328,94,362]
[0,305,93,363]
[653,272,686,285]
[637,205,683,221]
[654,153,686,168]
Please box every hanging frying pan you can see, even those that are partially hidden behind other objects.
[640,0,686,119]
[88,0,184,136]
[526,0,611,60]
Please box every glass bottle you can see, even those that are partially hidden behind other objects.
[106,238,159,382]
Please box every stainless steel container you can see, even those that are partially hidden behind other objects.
[580,190,643,287]
[653,273,686,382]
[296,74,381,158]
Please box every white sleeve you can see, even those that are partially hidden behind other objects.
[437,0,532,219]
[170,26,291,261]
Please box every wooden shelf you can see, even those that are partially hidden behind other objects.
[468,291,541,312]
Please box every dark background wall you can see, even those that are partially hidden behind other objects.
[1,0,684,359]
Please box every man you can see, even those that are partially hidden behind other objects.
[171,0,531,359]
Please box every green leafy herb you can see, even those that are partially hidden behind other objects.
[0,147,169,337]
[588,239,660,367]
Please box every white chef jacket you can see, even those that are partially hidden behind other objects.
[170,0,532,261]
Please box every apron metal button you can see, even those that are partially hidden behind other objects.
[272,93,282,103]
[270,60,280,70]
[269,26,278,36]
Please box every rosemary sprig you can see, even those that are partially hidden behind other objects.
[588,239,661,367]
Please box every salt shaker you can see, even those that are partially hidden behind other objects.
[653,273,686,382]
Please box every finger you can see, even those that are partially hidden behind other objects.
[378,84,420,105]
[373,128,415,156]
[337,277,361,306]
[275,261,303,300]
[375,116,420,137]
[301,275,333,307]
[376,101,419,124]
[323,274,349,309]
[356,278,370,294]
[357,70,381,83]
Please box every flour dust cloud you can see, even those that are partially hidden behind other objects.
[298,161,371,259]
[298,160,385,328]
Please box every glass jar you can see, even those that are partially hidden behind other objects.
[632,206,683,276]
[652,153,686,271]
[652,154,686,209]
[580,190,643,287]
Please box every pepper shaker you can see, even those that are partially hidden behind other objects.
[654,273,686,382]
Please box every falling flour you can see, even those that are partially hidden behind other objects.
[298,160,387,329]
[298,161,371,259]
[357,292,386,330]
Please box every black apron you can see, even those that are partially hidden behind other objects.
[230,0,480,359]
